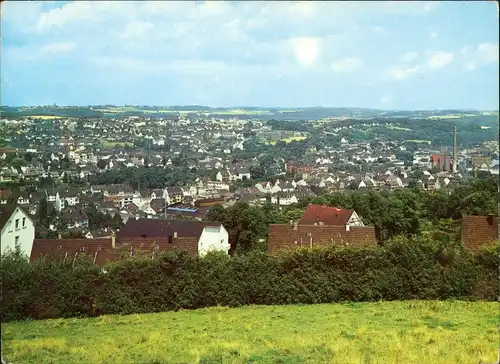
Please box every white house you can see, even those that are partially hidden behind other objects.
[271,193,298,206]
[117,219,231,256]
[0,205,35,258]
[198,224,230,256]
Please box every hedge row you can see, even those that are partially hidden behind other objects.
[1,237,497,322]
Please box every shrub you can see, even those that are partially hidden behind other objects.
[0,238,497,322]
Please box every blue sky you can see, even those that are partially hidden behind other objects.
[1,1,499,109]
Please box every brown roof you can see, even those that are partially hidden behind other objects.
[267,224,376,254]
[0,204,17,231]
[30,234,202,265]
[30,239,117,266]
[117,218,220,240]
[0,205,31,231]
[461,215,498,250]
[300,204,354,225]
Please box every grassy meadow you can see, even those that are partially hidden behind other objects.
[2,301,497,364]
[98,139,129,148]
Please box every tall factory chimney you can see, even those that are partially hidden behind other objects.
[452,126,457,174]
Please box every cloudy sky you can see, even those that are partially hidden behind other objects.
[1,1,499,109]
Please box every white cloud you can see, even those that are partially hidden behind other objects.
[400,52,418,63]
[424,2,440,12]
[290,37,320,67]
[39,42,77,54]
[427,51,454,69]
[120,21,155,39]
[477,43,499,62]
[388,66,420,80]
[330,58,363,73]
[465,62,476,71]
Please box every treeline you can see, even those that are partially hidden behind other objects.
[1,237,497,322]
[206,177,498,252]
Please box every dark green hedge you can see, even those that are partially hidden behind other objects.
[1,237,497,322]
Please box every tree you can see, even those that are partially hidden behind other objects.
[97,159,107,169]
[111,214,123,229]
[24,153,33,162]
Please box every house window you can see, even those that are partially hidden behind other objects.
[15,236,19,246]
[15,219,19,230]
[22,217,26,228]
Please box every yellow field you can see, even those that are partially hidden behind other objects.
[407,139,432,144]
[27,115,64,119]
[282,136,307,143]
[426,114,476,120]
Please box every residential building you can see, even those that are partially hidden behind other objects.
[0,205,35,257]
[267,222,376,254]
[299,204,365,226]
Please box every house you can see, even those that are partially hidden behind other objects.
[103,184,134,207]
[461,215,498,250]
[61,206,89,229]
[118,218,230,256]
[299,204,365,226]
[0,189,12,204]
[271,192,298,206]
[166,186,184,205]
[385,175,403,188]
[267,222,376,254]
[0,205,35,257]
[230,165,251,181]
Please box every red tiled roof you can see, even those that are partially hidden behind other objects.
[30,239,116,265]
[0,189,12,198]
[299,204,354,226]
[30,234,202,266]
[461,215,498,250]
[267,224,376,254]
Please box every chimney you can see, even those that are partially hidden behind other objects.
[452,126,457,174]
[57,233,62,240]
[111,232,116,248]
[173,231,178,238]
[289,219,293,225]
[319,221,324,226]
[346,224,350,232]
[293,222,298,231]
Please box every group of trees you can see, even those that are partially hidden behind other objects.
[205,177,498,253]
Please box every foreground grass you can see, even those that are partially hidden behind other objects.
[2,301,498,364]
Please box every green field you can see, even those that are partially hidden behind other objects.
[2,301,497,364]
[387,125,412,131]
[98,139,128,148]
[206,109,272,115]
[407,139,432,144]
